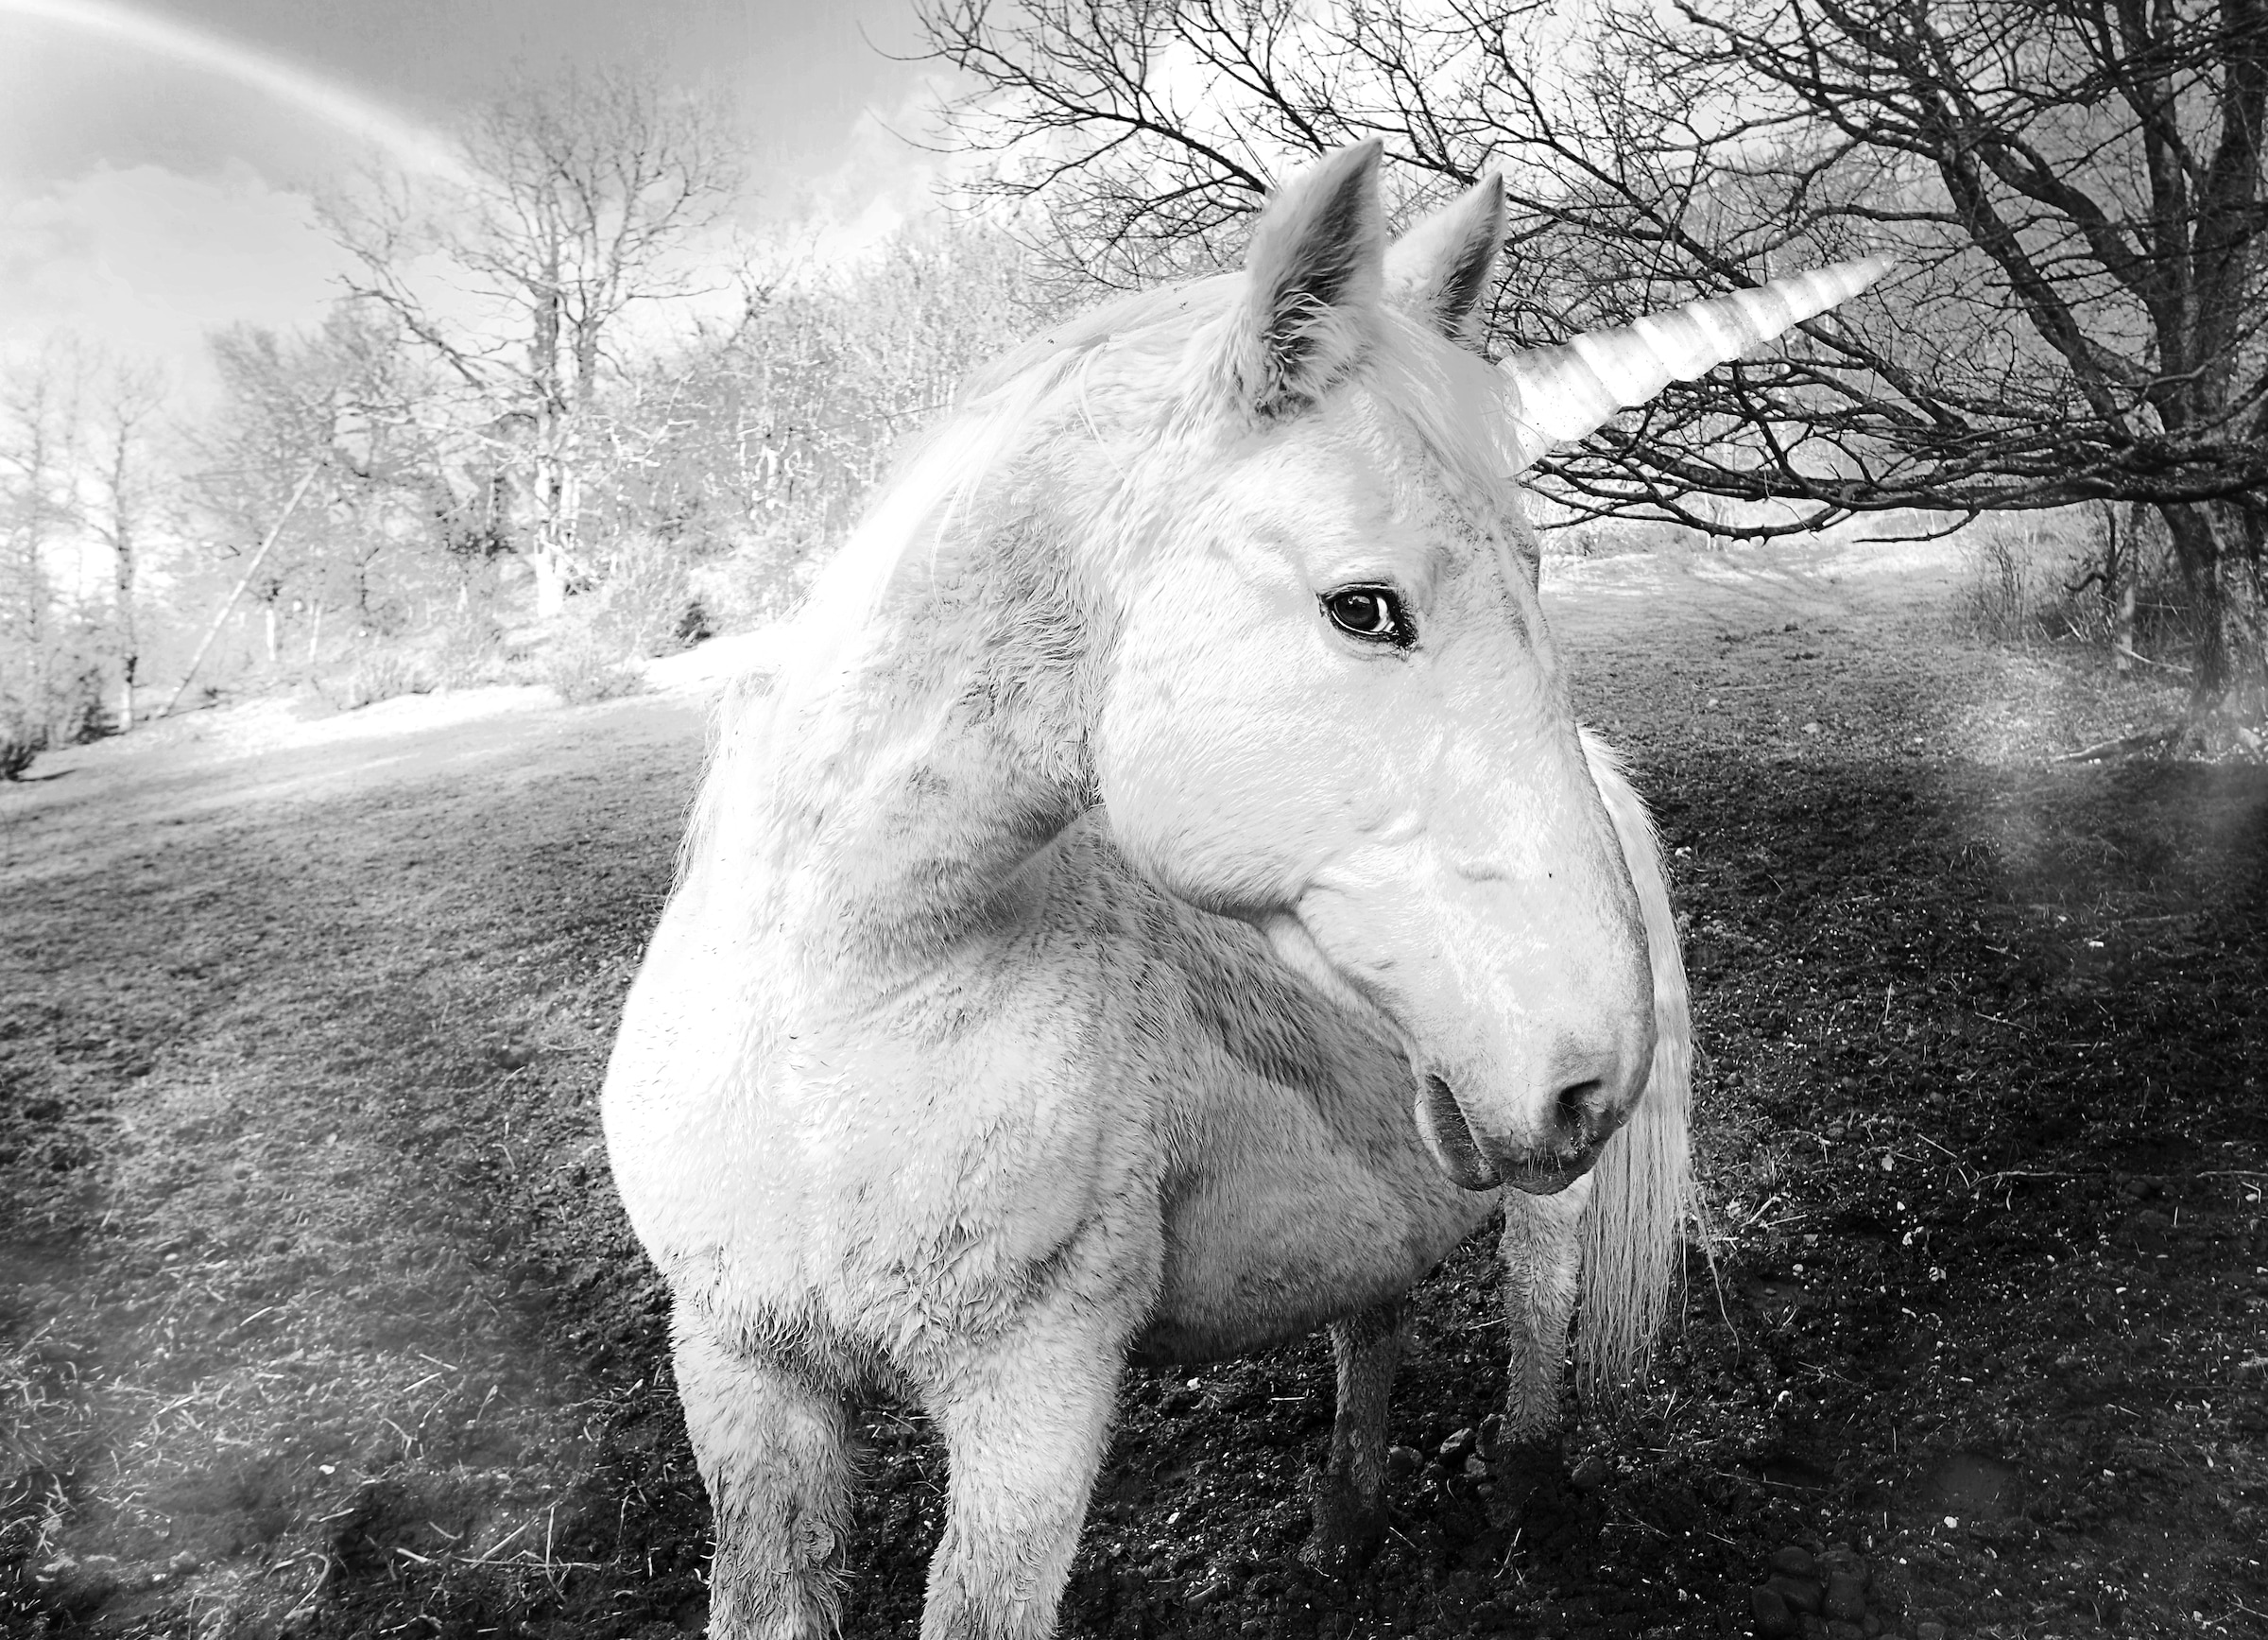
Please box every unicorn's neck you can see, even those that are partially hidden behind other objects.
[722,546,1095,999]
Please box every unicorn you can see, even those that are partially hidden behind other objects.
[603,141,1886,1638]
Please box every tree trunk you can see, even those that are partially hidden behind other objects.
[2163,501,2268,757]
[529,544,568,620]
[116,600,138,735]
[2098,503,2132,677]
[107,420,143,734]
[526,401,578,622]
[2193,570,2268,758]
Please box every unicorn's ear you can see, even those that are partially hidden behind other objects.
[1384,175,1505,346]
[1228,140,1387,416]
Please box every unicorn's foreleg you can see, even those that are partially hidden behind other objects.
[673,1318,855,1640]
[919,1316,1124,1640]
[1299,1300,1405,1576]
[1497,1171,1593,1447]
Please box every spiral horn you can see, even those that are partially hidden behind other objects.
[1501,256,1892,470]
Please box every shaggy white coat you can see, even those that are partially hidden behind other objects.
[604,144,1692,1640]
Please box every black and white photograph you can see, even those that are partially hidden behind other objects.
[2,3,2263,1637]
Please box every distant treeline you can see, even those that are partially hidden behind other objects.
[1,69,1060,769]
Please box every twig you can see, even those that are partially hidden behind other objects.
[2114,645,2191,675]
[1911,1132,1976,1183]
[1968,1010,2036,1038]
[2056,724,2180,763]
[280,1556,332,1624]
[474,1519,529,1560]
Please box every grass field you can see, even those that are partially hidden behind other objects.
[3,536,2263,1640]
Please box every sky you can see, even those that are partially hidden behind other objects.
[0,0,962,389]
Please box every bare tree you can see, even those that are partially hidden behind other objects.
[322,67,745,618]
[921,0,2268,748]
[613,218,1052,604]
[0,343,93,772]
[197,306,477,670]
[83,360,170,732]
[0,349,71,671]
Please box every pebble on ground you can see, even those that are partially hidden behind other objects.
[1747,1541,1945,1640]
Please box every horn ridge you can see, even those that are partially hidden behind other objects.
[1503,256,1892,469]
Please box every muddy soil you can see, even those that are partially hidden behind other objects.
[2,537,2263,1640]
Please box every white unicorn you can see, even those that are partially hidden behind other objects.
[603,142,1885,1639]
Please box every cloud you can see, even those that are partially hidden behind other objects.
[772,67,1003,264]
[0,160,346,390]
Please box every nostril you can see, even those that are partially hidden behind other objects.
[1555,1079,1607,1145]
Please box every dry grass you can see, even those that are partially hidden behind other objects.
[2,533,2259,1639]
[0,688,706,1637]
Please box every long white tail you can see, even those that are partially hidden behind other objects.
[1572,731,1693,1400]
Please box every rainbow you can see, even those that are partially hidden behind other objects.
[2,0,475,185]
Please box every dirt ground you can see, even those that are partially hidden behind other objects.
[3,534,2263,1640]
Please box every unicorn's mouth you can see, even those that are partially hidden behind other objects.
[1415,1075,1593,1196]
[1498,1158,1592,1197]
[1415,1075,1501,1192]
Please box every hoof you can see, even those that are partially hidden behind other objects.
[1299,1469,1387,1578]
[1297,1514,1385,1579]
[1483,1439,1567,1528]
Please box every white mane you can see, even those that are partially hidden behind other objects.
[681,270,1527,881]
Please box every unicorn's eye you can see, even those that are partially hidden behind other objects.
[1322,586,1410,646]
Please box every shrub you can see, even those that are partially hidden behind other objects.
[335,649,436,711]
[541,633,644,705]
[691,529,828,629]
[1960,508,2206,669]
[0,625,112,778]
[429,616,510,689]
[1962,524,2043,644]
[0,717,37,781]
[592,533,710,657]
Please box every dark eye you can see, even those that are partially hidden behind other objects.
[1322,586,1410,646]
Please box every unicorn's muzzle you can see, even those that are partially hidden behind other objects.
[1415,1059,1638,1196]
